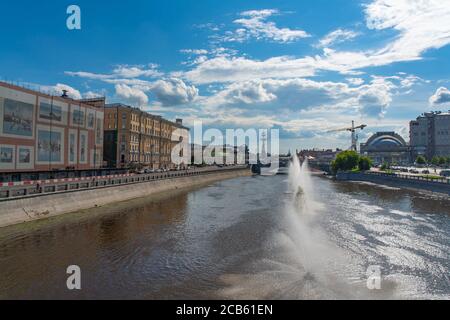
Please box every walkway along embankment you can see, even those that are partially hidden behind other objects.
[336,171,450,196]
[0,167,252,228]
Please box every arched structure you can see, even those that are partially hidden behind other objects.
[360,132,411,165]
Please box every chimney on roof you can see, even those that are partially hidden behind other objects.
[176,119,183,125]
[61,90,69,98]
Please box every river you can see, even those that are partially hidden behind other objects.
[0,173,449,299]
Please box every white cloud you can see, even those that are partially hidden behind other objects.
[115,84,148,106]
[149,78,199,106]
[66,64,162,80]
[184,0,450,83]
[429,87,450,105]
[180,49,209,55]
[220,9,310,43]
[346,78,365,86]
[317,29,361,48]
[202,77,396,119]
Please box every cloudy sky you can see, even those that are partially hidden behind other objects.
[1,0,450,152]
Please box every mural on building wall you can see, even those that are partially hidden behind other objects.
[2,98,34,137]
[79,131,88,164]
[39,102,62,122]
[0,146,14,163]
[16,146,34,170]
[72,109,84,127]
[96,118,103,145]
[87,110,95,129]
[69,133,76,163]
[18,147,31,163]
[37,129,62,163]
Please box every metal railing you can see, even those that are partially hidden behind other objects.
[0,166,248,201]
[364,171,450,184]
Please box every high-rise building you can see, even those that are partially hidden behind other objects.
[0,82,105,174]
[410,111,450,159]
[103,104,189,169]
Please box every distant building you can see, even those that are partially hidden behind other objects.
[0,81,105,174]
[360,132,410,165]
[410,111,450,160]
[103,104,189,169]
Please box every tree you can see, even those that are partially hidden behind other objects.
[358,156,373,171]
[331,150,360,173]
[439,157,447,166]
[380,162,390,171]
[416,156,427,165]
[431,156,440,166]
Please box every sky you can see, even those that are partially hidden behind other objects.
[1,0,450,153]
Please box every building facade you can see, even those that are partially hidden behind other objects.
[360,132,410,165]
[103,104,189,169]
[0,82,104,173]
[410,111,450,160]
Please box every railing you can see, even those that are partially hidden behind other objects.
[0,166,248,201]
[364,171,450,184]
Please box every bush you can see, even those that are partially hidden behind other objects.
[358,156,373,171]
[416,156,427,165]
[380,162,389,171]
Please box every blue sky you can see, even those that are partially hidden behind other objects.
[1,0,450,152]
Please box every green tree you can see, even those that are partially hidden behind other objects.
[439,157,447,166]
[331,150,360,173]
[380,162,390,171]
[358,156,373,171]
[431,156,440,166]
[416,156,427,165]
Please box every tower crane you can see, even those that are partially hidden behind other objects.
[327,121,367,152]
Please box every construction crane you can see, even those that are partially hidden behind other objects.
[327,121,367,152]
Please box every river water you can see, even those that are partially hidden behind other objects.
[0,173,449,299]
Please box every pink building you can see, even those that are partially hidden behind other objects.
[0,82,105,173]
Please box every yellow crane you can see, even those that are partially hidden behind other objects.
[327,121,367,152]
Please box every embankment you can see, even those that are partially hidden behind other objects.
[0,168,251,228]
[336,171,450,195]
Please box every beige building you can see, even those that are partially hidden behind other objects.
[103,104,189,169]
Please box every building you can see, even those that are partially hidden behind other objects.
[103,104,189,169]
[0,81,105,174]
[410,111,450,160]
[360,132,410,165]
[297,149,341,172]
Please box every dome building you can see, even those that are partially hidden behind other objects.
[360,132,411,165]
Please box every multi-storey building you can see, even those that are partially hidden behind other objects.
[410,111,450,159]
[103,104,189,169]
[0,82,105,174]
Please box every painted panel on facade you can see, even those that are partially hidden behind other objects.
[38,97,69,125]
[79,130,88,164]
[0,144,15,170]
[36,126,65,164]
[71,105,86,128]
[1,98,34,138]
[68,129,78,165]
[87,109,95,129]
[16,146,34,170]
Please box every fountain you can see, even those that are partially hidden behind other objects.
[288,155,315,215]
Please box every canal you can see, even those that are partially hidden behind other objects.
[0,173,449,299]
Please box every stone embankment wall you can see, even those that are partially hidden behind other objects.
[336,172,450,195]
[0,169,251,228]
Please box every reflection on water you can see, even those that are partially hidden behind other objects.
[0,174,449,300]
